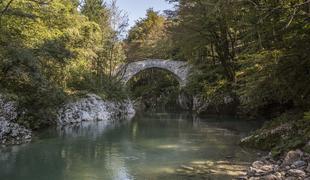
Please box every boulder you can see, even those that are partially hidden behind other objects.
[0,94,32,145]
[287,169,306,177]
[282,150,303,166]
[0,121,31,145]
[58,94,136,125]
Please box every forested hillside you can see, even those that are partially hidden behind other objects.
[126,0,310,117]
[0,0,127,128]
[0,0,309,153]
[0,0,310,179]
[124,0,310,153]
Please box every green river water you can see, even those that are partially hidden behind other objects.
[0,112,262,180]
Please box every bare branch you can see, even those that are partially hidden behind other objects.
[284,7,297,29]
[0,0,14,17]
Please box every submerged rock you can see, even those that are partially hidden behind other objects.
[57,94,136,125]
[0,94,32,145]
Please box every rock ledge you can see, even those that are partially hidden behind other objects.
[0,94,32,145]
[57,94,136,125]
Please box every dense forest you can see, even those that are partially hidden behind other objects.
[0,0,309,154]
[125,0,310,154]
[0,0,128,129]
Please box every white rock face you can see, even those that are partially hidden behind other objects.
[0,94,18,122]
[0,121,31,144]
[0,94,32,145]
[191,94,235,114]
[114,59,190,87]
[57,94,136,125]
[192,95,210,114]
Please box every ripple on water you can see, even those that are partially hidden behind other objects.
[0,112,262,180]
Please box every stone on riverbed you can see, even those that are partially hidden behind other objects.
[293,160,307,167]
[241,149,310,180]
[283,149,303,166]
[57,94,136,125]
[288,169,306,177]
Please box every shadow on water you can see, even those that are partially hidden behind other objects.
[0,111,263,180]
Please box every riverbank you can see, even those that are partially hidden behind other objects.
[240,111,310,156]
[240,149,310,179]
[0,93,135,145]
[57,94,135,125]
[0,94,32,145]
[238,111,310,179]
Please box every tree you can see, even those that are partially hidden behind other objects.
[81,0,127,79]
[166,0,310,115]
[126,8,175,61]
[236,0,310,114]
[0,0,106,128]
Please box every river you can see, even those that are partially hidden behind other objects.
[0,112,262,180]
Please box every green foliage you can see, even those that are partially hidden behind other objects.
[81,0,108,24]
[186,63,234,108]
[126,9,176,61]
[169,0,238,81]
[240,111,310,156]
[1,0,309,133]
[0,0,128,128]
[235,0,310,115]
[163,0,310,116]
[66,59,127,100]
[128,69,179,110]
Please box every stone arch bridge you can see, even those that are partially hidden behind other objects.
[114,59,190,87]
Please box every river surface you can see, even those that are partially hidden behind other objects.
[0,112,262,180]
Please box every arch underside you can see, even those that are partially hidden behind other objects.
[115,59,189,87]
[123,67,183,85]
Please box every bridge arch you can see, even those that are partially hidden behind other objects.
[114,59,190,87]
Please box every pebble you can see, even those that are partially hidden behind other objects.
[288,169,306,177]
[180,165,194,171]
[293,160,306,167]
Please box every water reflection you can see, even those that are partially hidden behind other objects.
[0,112,262,180]
[56,120,129,138]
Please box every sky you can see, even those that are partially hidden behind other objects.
[115,0,173,29]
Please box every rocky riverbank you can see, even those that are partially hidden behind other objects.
[0,94,32,145]
[240,149,310,180]
[238,111,310,179]
[57,94,136,125]
[1,93,136,145]
[240,111,310,156]
[190,93,237,115]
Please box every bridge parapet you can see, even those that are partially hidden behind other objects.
[114,59,190,87]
